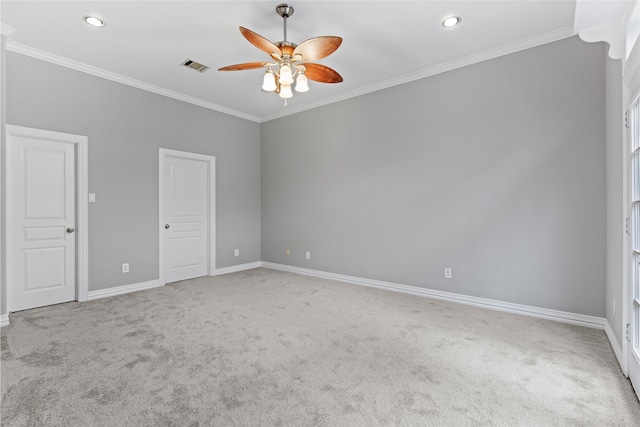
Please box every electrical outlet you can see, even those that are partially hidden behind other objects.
[285,249,290,256]
[122,263,129,273]
[444,268,452,279]
[234,249,239,257]
[306,251,311,260]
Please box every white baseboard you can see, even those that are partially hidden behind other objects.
[262,262,606,330]
[213,261,262,276]
[0,314,9,328]
[87,279,163,301]
[86,262,262,301]
[605,319,626,374]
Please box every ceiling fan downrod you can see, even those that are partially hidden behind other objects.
[276,3,294,43]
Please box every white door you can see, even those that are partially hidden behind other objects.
[159,149,215,283]
[7,129,77,311]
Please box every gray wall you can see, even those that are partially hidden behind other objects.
[6,53,261,292]
[261,36,607,317]
[3,35,611,320]
[605,56,624,345]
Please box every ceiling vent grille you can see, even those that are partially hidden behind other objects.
[181,59,210,73]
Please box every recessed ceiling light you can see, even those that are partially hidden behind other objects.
[83,16,105,28]
[442,16,461,28]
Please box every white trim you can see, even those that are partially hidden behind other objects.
[605,319,625,371]
[577,23,625,60]
[76,137,89,302]
[5,26,573,124]
[574,0,637,60]
[209,157,216,280]
[620,36,638,384]
[262,262,606,330]
[625,38,640,397]
[625,36,640,87]
[5,125,89,309]
[213,262,262,276]
[6,43,260,123]
[0,24,15,39]
[261,26,575,122]
[1,31,6,322]
[0,259,613,333]
[158,148,215,286]
[87,280,163,301]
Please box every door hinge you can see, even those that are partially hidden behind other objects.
[627,323,631,342]
[625,110,630,128]
[626,217,630,235]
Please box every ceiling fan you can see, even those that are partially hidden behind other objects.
[218,3,343,103]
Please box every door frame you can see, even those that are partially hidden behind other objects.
[158,148,215,285]
[624,29,640,397]
[5,125,89,309]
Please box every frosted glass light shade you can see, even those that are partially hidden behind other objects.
[279,84,293,99]
[279,65,294,85]
[295,74,309,92]
[262,72,277,92]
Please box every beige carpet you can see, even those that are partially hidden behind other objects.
[1,268,639,426]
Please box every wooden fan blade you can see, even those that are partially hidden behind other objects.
[293,36,342,61]
[239,26,281,58]
[303,63,343,83]
[218,62,267,71]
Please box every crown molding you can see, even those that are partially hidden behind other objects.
[573,0,636,60]
[5,42,261,123]
[1,24,16,39]
[577,21,624,60]
[4,24,574,124]
[261,25,575,122]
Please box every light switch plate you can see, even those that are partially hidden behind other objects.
[89,193,96,203]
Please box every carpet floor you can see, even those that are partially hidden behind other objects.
[1,268,639,426]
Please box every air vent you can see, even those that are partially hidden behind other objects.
[181,59,210,73]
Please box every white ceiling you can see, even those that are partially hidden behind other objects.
[0,1,592,122]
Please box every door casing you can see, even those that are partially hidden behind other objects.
[624,33,640,398]
[5,125,88,311]
[158,148,215,285]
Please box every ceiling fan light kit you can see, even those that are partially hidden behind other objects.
[219,3,343,105]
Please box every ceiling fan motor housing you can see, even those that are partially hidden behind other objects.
[276,4,294,18]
